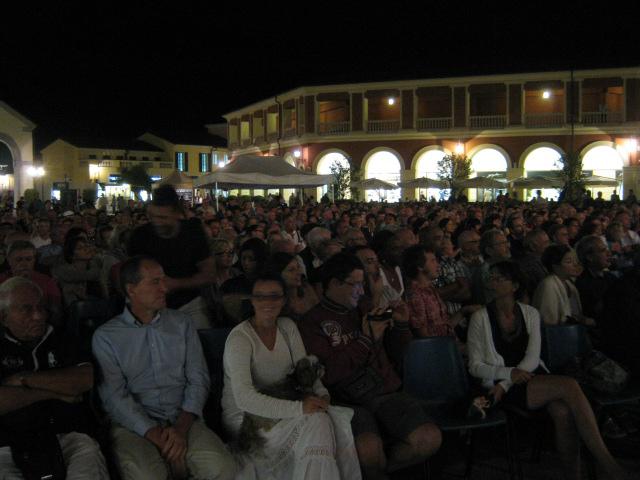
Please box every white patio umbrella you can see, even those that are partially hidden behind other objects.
[350,178,398,190]
[581,175,619,187]
[398,177,447,189]
[510,176,561,189]
[351,178,398,202]
[456,177,507,189]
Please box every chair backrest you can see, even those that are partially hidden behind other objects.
[198,327,233,437]
[541,323,591,372]
[69,298,120,356]
[403,337,469,407]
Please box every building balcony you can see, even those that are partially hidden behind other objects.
[581,111,624,125]
[416,117,452,130]
[252,135,266,145]
[524,112,565,128]
[283,127,297,139]
[367,119,400,133]
[267,132,279,143]
[469,115,507,129]
[318,121,351,136]
[241,138,253,147]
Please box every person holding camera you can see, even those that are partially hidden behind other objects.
[299,253,442,480]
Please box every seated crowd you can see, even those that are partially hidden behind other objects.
[1,185,639,479]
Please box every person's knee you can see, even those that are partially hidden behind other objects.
[189,451,237,480]
[355,432,386,469]
[547,400,573,423]
[407,423,442,458]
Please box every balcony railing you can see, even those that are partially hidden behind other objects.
[241,138,253,147]
[469,115,507,129]
[367,119,400,133]
[283,127,297,138]
[318,121,351,136]
[253,135,265,145]
[524,112,565,128]
[581,111,624,125]
[267,132,279,143]
[416,117,452,130]
[159,163,173,169]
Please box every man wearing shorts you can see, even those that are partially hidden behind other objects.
[300,253,441,480]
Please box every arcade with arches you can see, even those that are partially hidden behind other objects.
[363,149,402,202]
[467,146,509,201]
[315,150,351,200]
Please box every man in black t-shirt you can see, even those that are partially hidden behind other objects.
[128,185,215,328]
[0,277,107,478]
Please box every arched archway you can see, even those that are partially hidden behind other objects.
[0,140,16,197]
[580,142,624,198]
[362,148,403,202]
[522,145,564,200]
[467,145,509,202]
[315,150,351,200]
[412,146,448,201]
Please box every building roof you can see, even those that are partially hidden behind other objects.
[0,101,37,130]
[144,128,227,148]
[51,134,164,152]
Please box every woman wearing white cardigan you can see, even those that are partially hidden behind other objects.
[532,244,595,326]
[222,274,360,480]
[468,261,628,480]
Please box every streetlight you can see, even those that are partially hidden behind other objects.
[27,166,45,200]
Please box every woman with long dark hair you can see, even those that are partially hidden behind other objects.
[264,252,318,320]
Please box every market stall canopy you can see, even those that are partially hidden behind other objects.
[456,177,508,189]
[510,176,561,189]
[157,170,194,189]
[398,177,447,189]
[194,155,334,189]
[351,178,398,190]
[581,175,620,187]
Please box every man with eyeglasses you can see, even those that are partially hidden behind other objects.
[471,229,512,305]
[299,253,441,479]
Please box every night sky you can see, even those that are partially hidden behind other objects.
[1,2,639,148]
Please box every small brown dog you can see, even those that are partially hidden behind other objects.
[234,355,325,455]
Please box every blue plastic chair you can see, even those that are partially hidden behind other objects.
[541,323,591,372]
[198,327,233,438]
[542,323,640,408]
[404,337,515,479]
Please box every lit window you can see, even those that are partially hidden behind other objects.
[175,152,188,171]
[199,153,210,173]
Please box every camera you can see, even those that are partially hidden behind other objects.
[367,308,393,322]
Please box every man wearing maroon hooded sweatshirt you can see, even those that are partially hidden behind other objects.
[299,253,441,480]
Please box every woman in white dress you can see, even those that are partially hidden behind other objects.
[222,274,361,480]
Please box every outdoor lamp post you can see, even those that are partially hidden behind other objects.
[27,166,45,200]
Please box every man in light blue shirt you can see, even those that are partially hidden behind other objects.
[92,255,236,480]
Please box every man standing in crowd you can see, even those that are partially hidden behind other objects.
[92,256,236,479]
[0,277,108,479]
[128,185,215,329]
[300,253,441,480]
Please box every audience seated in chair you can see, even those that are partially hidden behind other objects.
[92,255,236,480]
[0,277,108,479]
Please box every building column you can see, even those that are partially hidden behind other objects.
[623,165,640,198]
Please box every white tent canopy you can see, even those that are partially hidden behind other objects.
[194,154,334,189]
[156,170,194,189]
